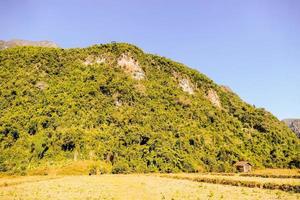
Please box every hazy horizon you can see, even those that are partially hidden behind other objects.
[1,0,299,119]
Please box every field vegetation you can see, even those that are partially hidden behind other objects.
[241,169,300,178]
[163,173,300,185]
[0,174,299,200]
[161,173,300,193]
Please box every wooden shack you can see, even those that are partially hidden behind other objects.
[234,161,252,172]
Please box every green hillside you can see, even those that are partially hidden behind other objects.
[0,43,299,174]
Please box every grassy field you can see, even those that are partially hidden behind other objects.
[0,174,300,200]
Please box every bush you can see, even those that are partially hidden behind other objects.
[0,157,7,172]
[88,166,97,175]
[98,161,112,174]
[112,160,130,174]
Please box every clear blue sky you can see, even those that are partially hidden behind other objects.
[1,0,299,119]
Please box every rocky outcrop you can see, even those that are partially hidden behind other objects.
[0,39,58,49]
[207,89,221,108]
[83,55,105,65]
[282,119,300,138]
[117,54,145,80]
[179,78,194,95]
[35,81,48,90]
[172,71,195,95]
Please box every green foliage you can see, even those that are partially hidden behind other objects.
[0,43,299,174]
[88,164,98,175]
[112,159,130,174]
[98,161,112,174]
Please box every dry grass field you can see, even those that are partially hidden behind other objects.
[0,174,299,200]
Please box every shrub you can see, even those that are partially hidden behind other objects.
[88,165,97,175]
[112,160,130,174]
[98,161,112,174]
[0,157,7,172]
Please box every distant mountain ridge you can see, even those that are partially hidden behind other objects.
[0,39,58,49]
[283,119,300,138]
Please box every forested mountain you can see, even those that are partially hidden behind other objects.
[0,43,299,174]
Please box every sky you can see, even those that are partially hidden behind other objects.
[0,0,299,119]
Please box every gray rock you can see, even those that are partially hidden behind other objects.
[282,119,300,138]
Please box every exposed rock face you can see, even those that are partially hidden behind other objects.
[172,71,194,95]
[207,89,221,108]
[113,93,123,107]
[35,81,48,90]
[179,78,194,94]
[282,119,300,138]
[114,99,122,107]
[83,55,105,65]
[117,54,145,80]
[0,39,58,49]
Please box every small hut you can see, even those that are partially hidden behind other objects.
[234,161,252,172]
